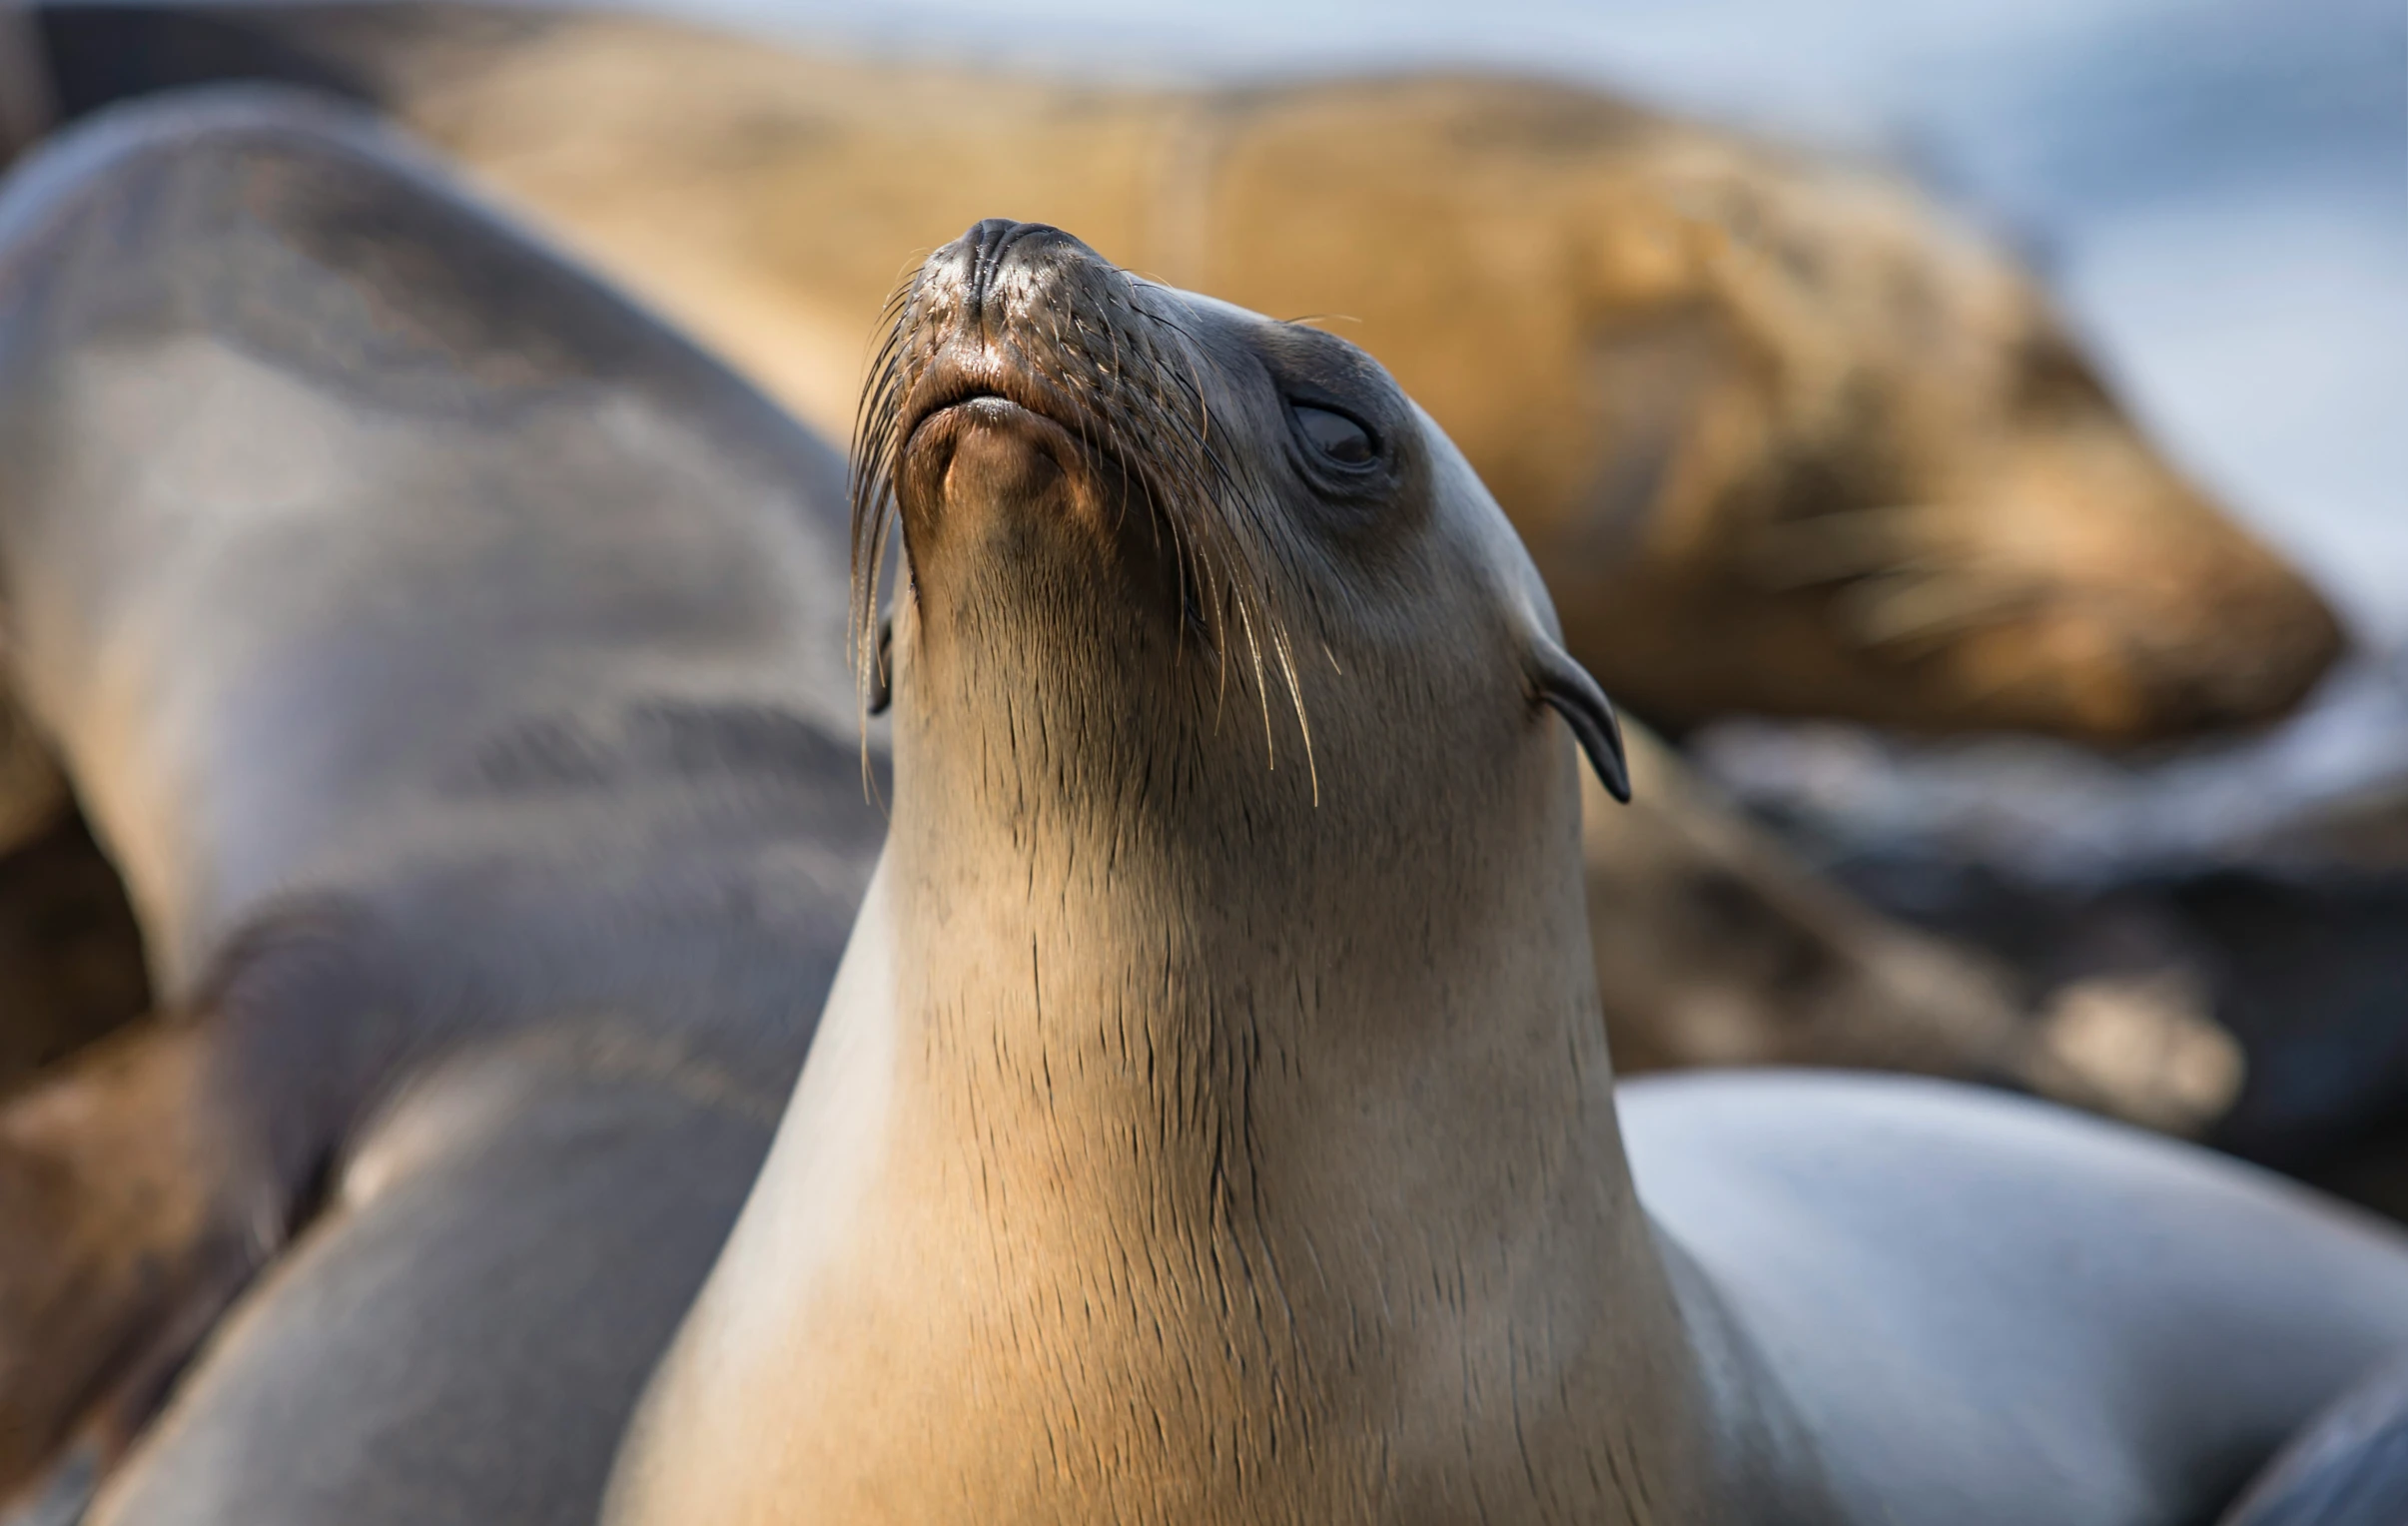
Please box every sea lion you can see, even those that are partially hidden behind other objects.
[38,0,2348,745]
[602,220,2408,1525]
[0,87,878,1525]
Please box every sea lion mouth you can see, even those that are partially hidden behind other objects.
[896,355,1086,469]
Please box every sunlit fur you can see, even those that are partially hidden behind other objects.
[602,224,1748,1525]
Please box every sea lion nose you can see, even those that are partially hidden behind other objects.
[961,218,1022,300]
[948,219,1079,314]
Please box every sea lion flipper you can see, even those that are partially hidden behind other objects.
[0,1019,273,1501]
[1530,635,1632,804]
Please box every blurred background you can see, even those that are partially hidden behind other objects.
[12,0,2406,1171]
[676,0,2404,646]
[578,0,2408,1175]
[0,7,2398,1519]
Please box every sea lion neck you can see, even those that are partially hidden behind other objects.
[611,693,1747,1523]
[884,623,1600,1120]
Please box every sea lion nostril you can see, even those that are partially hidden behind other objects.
[960,219,1059,308]
[962,218,1016,293]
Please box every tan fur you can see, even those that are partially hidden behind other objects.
[0,6,2276,1148]
[344,10,2344,744]
[602,221,1786,1526]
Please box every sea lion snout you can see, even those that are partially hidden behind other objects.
[947,217,1072,321]
[905,217,1100,359]
[872,220,1128,529]
[851,217,1299,685]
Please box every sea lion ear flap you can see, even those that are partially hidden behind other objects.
[1528,636,1632,804]
[866,614,895,716]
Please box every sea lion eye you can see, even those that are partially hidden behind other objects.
[1291,403,1374,467]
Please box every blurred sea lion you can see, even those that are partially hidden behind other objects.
[38,0,2347,746]
[0,3,2255,1138]
[0,86,876,1523]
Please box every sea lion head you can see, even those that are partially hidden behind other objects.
[1173,80,2345,745]
[853,219,1628,856]
[1513,129,2351,746]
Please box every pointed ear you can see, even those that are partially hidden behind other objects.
[1529,635,1631,803]
[866,613,894,717]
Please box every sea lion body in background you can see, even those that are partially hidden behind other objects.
[606,220,2408,1526]
[37,0,2346,746]
[6,0,2268,1135]
[0,88,875,1524]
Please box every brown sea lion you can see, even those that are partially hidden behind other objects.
[0,86,877,1525]
[603,218,2408,1526]
[37,0,2347,746]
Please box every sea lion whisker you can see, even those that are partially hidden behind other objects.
[1836,569,2044,649]
[1742,504,1949,588]
[847,296,924,770]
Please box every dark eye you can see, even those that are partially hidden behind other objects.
[1292,403,1374,467]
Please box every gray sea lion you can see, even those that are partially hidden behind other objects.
[37,0,2348,746]
[603,221,2408,1525]
[0,86,876,1524]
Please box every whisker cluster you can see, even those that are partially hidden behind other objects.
[848,255,1320,796]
